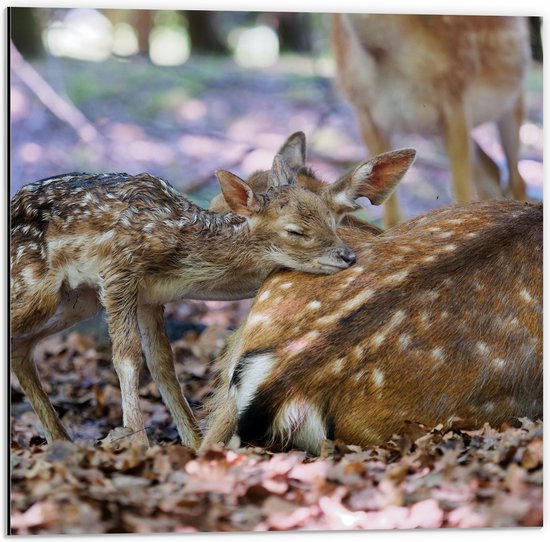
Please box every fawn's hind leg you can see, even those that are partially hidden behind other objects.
[138,304,202,449]
[11,286,101,443]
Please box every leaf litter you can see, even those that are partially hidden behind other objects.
[10,327,543,533]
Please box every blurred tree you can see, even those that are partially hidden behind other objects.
[10,7,44,58]
[185,11,228,53]
[273,12,313,52]
[529,17,543,62]
[134,10,154,54]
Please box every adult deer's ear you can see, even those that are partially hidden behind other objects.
[215,169,262,216]
[267,155,295,189]
[277,131,306,170]
[325,148,416,209]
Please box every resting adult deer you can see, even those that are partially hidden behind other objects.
[201,199,542,453]
[331,14,530,226]
[10,134,415,449]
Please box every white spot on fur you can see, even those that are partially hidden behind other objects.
[383,270,409,285]
[431,347,445,362]
[283,330,320,356]
[466,232,478,238]
[520,289,533,303]
[429,227,441,232]
[371,332,386,349]
[426,290,440,301]
[476,341,490,356]
[21,266,37,285]
[342,288,375,312]
[352,266,364,274]
[424,255,436,263]
[493,357,506,368]
[438,231,453,238]
[484,402,496,412]
[388,310,406,329]
[316,313,341,326]
[420,311,431,327]
[399,334,411,349]
[15,245,27,261]
[307,300,321,310]
[443,244,457,252]
[258,290,271,302]
[97,230,115,243]
[280,282,293,290]
[447,218,464,225]
[372,368,385,388]
[235,353,275,414]
[354,369,368,382]
[247,312,271,327]
[331,357,345,373]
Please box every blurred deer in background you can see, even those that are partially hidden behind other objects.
[10,133,414,449]
[331,14,531,226]
[201,198,542,453]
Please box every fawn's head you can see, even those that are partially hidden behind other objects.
[211,131,415,228]
[215,157,356,274]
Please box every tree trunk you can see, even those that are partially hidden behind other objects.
[10,7,44,59]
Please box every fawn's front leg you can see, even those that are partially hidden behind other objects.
[137,304,202,449]
[102,274,149,448]
[200,395,238,453]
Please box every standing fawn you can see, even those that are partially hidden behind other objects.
[332,14,531,226]
[201,199,542,453]
[10,136,414,449]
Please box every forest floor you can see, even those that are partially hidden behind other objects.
[9,52,544,533]
[10,330,544,533]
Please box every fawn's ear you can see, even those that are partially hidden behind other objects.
[215,169,262,216]
[277,131,306,170]
[267,155,295,189]
[325,148,416,210]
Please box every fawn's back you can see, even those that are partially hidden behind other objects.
[206,199,542,453]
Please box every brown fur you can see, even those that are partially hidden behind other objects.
[11,133,415,449]
[10,167,350,448]
[331,14,530,226]
[202,199,542,453]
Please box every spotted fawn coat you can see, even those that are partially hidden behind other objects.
[202,199,542,453]
[11,133,415,449]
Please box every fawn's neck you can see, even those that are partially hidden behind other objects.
[142,205,276,302]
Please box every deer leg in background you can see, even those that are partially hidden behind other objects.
[356,111,399,227]
[442,100,474,203]
[137,304,202,449]
[498,95,528,200]
[472,141,504,199]
[102,274,148,447]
